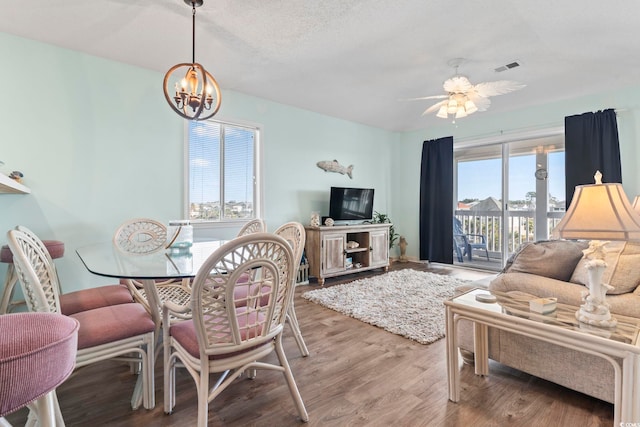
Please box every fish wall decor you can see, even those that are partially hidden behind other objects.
[316,160,353,179]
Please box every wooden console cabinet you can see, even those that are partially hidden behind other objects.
[304,223,391,285]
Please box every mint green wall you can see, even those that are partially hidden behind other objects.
[214,91,399,230]
[0,32,397,292]
[392,89,640,260]
[2,31,639,290]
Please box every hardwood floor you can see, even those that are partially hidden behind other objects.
[6,262,613,426]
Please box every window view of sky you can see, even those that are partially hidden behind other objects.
[189,122,254,204]
[458,152,565,202]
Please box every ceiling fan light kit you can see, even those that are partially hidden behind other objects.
[163,0,221,121]
[464,100,478,114]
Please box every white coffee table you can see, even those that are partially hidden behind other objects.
[445,288,640,426]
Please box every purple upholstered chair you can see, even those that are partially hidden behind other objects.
[0,312,79,427]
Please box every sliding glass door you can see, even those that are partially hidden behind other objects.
[454,134,565,271]
[455,144,503,269]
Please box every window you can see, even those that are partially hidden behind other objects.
[186,119,261,222]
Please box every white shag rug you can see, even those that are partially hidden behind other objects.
[302,269,469,345]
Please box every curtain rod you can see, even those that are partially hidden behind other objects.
[453,124,564,147]
[454,107,626,148]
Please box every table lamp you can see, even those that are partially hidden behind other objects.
[552,171,640,327]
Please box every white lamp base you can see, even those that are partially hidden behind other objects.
[575,241,617,328]
[575,305,617,328]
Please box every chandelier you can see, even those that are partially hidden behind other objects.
[163,0,221,121]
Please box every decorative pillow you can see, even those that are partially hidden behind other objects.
[503,240,588,282]
[571,241,640,294]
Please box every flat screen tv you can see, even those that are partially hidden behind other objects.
[329,187,375,221]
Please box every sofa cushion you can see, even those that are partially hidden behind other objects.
[570,241,640,294]
[503,240,588,282]
[489,271,640,318]
[489,272,586,306]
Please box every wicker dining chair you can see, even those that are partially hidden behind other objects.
[236,218,266,236]
[233,221,310,356]
[163,233,308,426]
[2,226,132,315]
[8,226,134,316]
[274,221,310,357]
[7,229,156,410]
[113,218,193,322]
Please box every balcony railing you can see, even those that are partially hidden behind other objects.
[455,209,565,265]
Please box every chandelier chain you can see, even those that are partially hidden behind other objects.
[191,3,196,64]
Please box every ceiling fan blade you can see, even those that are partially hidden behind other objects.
[402,95,448,101]
[470,96,491,111]
[473,80,526,97]
[422,100,447,115]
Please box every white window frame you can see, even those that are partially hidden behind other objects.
[183,117,263,232]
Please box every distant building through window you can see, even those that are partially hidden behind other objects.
[186,119,260,222]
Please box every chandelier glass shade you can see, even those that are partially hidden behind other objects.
[437,93,478,119]
[163,0,221,121]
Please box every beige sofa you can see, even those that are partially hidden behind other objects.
[457,239,640,403]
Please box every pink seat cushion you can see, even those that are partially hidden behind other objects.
[233,284,271,308]
[0,312,79,417]
[60,284,133,316]
[70,303,154,350]
[1,240,65,264]
[232,272,270,308]
[169,310,264,359]
[0,245,11,263]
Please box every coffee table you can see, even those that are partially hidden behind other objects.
[445,288,640,426]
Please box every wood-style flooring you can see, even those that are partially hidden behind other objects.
[5,262,613,426]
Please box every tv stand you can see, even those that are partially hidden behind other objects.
[304,223,391,285]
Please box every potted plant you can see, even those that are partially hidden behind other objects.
[372,211,399,251]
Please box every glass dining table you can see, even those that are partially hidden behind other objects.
[75,240,227,409]
[76,240,227,328]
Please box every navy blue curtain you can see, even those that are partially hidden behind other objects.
[564,109,621,209]
[419,136,453,263]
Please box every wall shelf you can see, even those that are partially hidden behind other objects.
[0,173,30,194]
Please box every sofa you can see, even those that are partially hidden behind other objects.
[457,239,640,403]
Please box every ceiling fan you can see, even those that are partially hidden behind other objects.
[409,59,525,120]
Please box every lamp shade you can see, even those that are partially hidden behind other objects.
[552,179,640,241]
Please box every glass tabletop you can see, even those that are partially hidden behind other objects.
[76,240,227,280]
[450,288,640,346]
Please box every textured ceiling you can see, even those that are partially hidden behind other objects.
[2,0,639,131]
